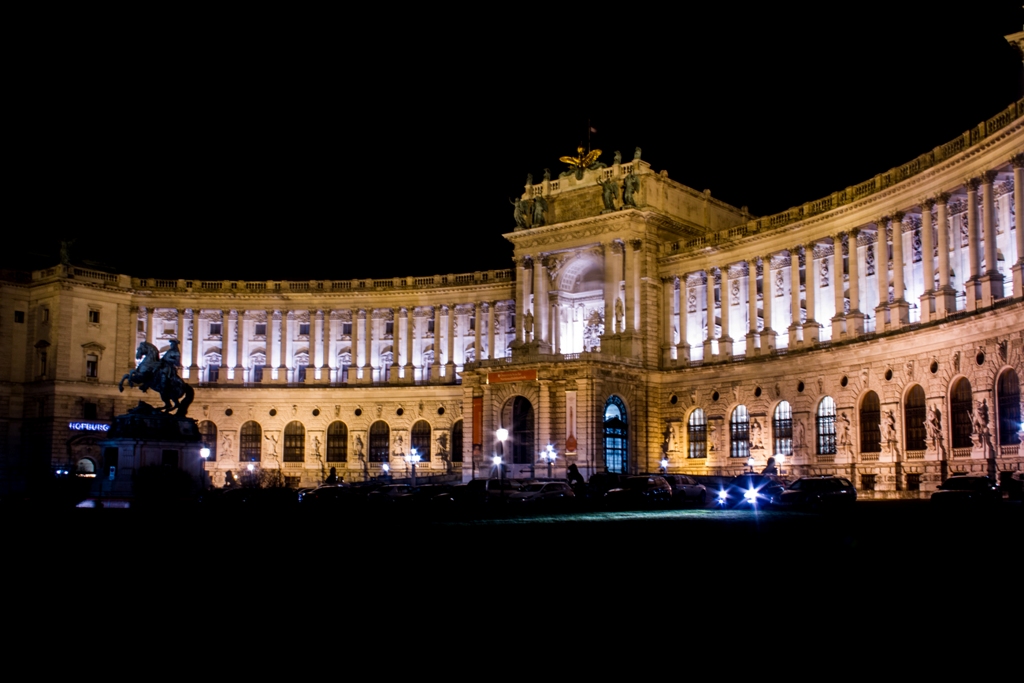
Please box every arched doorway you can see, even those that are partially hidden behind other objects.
[604,396,628,473]
[500,396,535,466]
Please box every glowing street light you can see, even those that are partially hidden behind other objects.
[541,444,557,479]
[199,445,211,489]
[747,456,755,473]
[659,457,669,473]
[406,447,421,487]
[776,453,785,477]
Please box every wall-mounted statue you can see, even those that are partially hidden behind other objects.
[511,197,528,230]
[622,172,640,207]
[532,196,548,227]
[596,177,618,211]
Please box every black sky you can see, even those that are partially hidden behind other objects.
[7,6,1023,281]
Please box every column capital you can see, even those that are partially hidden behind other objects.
[980,170,998,185]
[1011,153,1024,169]
[661,275,676,285]
[921,197,936,210]
[891,210,905,223]
[609,240,625,254]
[935,191,951,205]
[629,238,643,251]
[965,176,982,191]
[849,226,861,239]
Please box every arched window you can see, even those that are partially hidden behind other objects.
[604,396,628,473]
[817,396,837,455]
[997,369,1021,446]
[730,405,750,459]
[950,378,973,449]
[240,421,262,462]
[688,409,707,459]
[501,396,535,465]
[369,421,390,462]
[198,421,217,462]
[904,385,926,451]
[773,401,793,456]
[327,422,348,462]
[283,421,305,462]
[451,420,463,463]
[860,391,881,454]
[411,420,431,462]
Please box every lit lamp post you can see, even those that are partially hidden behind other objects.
[776,453,785,477]
[199,445,211,489]
[659,457,669,474]
[747,456,755,473]
[406,447,420,487]
[541,444,557,479]
[382,462,390,481]
[496,428,508,479]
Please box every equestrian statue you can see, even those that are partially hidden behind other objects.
[119,339,195,416]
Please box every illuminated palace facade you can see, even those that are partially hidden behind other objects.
[2,98,1024,497]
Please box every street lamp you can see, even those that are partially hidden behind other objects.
[496,428,508,479]
[659,457,669,474]
[382,462,390,481]
[541,444,557,479]
[776,453,785,477]
[406,447,421,487]
[199,445,211,489]
[747,456,755,473]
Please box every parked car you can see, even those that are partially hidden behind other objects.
[774,475,857,511]
[931,474,1002,507]
[507,481,575,508]
[299,483,353,508]
[603,475,673,509]
[586,472,629,501]
[662,474,707,506]
[715,473,787,509]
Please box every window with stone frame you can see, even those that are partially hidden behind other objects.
[326,421,348,462]
[411,420,431,462]
[997,369,1021,446]
[904,385,926,451]
[906,472,921,491]
[688,409,707,459]
[283,421,305,462]
[816,396,837,455]
[198,421,218,462]
[368,421,390,462]
[861,473,876,491]
[950,378,974,449]
[774,401,793,456]
[730,405,750,459]
[86,354,98,378]
[239,421,262,462]
[860,391,881,454]
[88,309,100,324]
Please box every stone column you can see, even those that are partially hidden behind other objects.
[966,177,982,311]
[628,239,642,332]
[189,308,200,378]
[389,308,401,384]
[831,236,845,340]
[874,220,891,331]
[350,309,359,381]
[846,230,864,336]
[280,310,291,383]
[235,309,245,382]
[804,243,820,343]
[662,276,675,366]
[605,242,622,335]
[365,309,374,382]
[323,309,332,381]
[445,304,455,373]
[430,306,442,381]
[474,302,483,363]
[789,249,802,349]
[146,308,155,346]
[746,259,758,357]
[890,212,909,327]
[677,274,690,362]
[308,310,320,380]
[487,302,496,360]
[935,193,956,316]
[980,170,1004,306]
[515,257,529,344]
[220,309,230,379]
[533,258,548,345]
[703,268,716,360]
[1014,156,1024,299]
[404,308,414,378]
[761,256,776,352]
[919,200,936,323]
[176,307,184,355]
[719,264,733,358]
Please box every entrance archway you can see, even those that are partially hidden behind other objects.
[500,396,535,465]
[604,396,628,473]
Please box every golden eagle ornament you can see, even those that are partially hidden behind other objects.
[560,146,602,180]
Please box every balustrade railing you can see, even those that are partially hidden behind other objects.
[952,447,972,459]
[861,451,880,462]
[906,450,925,460]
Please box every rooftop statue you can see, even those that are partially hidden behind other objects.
[596,177,618,211]
[622,171,640,207]
[119,340,195,416]
[560,146,603,180]
[511,197,528,229]
[532,196,548,227]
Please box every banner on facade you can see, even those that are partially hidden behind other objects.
[565,390,577,454]
[472,396,483,456]
[487,369,538,384]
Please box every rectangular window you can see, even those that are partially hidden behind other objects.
[861,474,876,491]
[86,355,98,378]
[342,322,352,336]
[88,310,100,324]
[254,323,267,336]
[208,364,220,383]
[252,364,264,383]
[41,308,49,323]
[15,311,25,323]
[39,351,47,377]
[296,364,307,382]
[427,319,435,333]
[299,323,310,336]
[385,321,394,336]
[209,322,222,336]
[470,316,476,331]
[137,320,145,333]
[906,473,921,491]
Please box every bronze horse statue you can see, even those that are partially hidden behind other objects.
[119,340,194,416]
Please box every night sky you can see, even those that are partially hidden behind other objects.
[7,6,1022,282]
